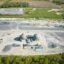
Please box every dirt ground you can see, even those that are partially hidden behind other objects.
[28,1,60,8]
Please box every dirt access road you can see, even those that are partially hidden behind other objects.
[28,1,60,8]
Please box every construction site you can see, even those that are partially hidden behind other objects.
[0,18,64,55]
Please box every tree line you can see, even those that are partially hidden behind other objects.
[0,53,64,64]
[0,2,29,8]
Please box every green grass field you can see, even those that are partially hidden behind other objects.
[0,8,63,19]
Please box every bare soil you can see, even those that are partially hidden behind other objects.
[28,1,60,8]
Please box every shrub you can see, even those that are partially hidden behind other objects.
[21,2,29,7]
[52,0,64,5]
[0,2,29,8]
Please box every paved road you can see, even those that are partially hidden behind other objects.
[0,21,64,31]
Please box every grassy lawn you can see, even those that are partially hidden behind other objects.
[0,8,63,19]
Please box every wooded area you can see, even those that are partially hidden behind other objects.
[0,53,64,64]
